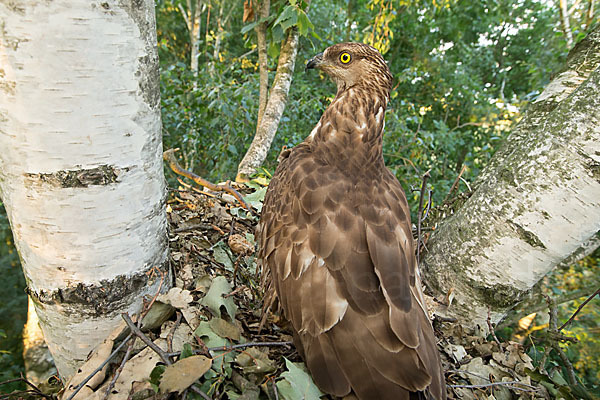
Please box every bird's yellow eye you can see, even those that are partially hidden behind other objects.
[339,52,351,64]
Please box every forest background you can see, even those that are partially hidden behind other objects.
[1,0,599,395]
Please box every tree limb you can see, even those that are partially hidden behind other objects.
[164,149,256,215]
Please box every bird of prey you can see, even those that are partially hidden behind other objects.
[257,43,446,400]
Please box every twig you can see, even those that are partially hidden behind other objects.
[102,335,136,400]
[164,149,256,215]
[140,267,166,322]
[447,370,538,390]
[0,377,52,399]
[166,341,293,358]
[443,164,467,203]
[207,341,293,353]
[487,306,502,348]
[122,313,213,400]
[189,385,213,400]
[416,170,431,264]
[122,313,172,365]
[0,390,46,399]
[65,333,134,400]
[68,275,164,400]
[543,294,579,386]
[167,312,184,355]
[174,223,216,233]
[558,287,600,331]
[449,381,538,392]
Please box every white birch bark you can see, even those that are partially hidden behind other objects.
[421,27,600,330]
[236,28,299,181]
[558,0,574,47]
[0,0,170,378]
[179,0,203,73]
[255,0,271,128]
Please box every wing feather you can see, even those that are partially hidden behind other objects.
[258,143,445,399]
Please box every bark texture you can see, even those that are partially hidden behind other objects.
[421,27,600,330]
[0,0,169,377]
[236,28,299,181]
[255,0,271,128]
[179,0,203,73]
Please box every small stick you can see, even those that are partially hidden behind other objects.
[164,149,256,215]
[444,164,467,203]
[447,370,538,390]
[102,335,137,400]
[416,170,431,264]
[0,377,52,399]
[65,333,134,400]
[558,287,600,331]
[122,313,213,399]
[487,307,502,348]
[174,223,215,233]
[165,341,293,358]
[544,294,579,386]
[449,381,538,392]
[167,312,184,355]
[122,313,172,365]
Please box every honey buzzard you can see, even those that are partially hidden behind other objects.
[258,43,446,400]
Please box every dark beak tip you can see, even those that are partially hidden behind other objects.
[305,52,323,72]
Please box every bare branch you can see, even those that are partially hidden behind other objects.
[558,286,600,331]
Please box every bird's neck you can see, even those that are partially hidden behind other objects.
[308,86,389,170]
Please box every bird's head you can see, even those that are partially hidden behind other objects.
[306,42,392,94]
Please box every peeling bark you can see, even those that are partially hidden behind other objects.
[236,28,299,181]
[421,26,600,330]
[0,0,170,378]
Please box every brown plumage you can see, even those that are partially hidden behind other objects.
[257,43,446,400]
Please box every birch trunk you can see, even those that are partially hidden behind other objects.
[559,0,574,47]
[255,0,271,128]
[179,0,203,73]
[0,0,170,378]
[236,28,299,181]
[421,26,600,330]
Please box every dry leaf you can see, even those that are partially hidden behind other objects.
[62,321,128,399]
[157,287,193,309]
[209,317,241,341]
[105,339,167,400]
[228,233,254,255]
[243,0,254,23]
[159,355,212,394]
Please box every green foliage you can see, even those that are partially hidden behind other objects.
[0,204,26,393]
[276,358,324,400]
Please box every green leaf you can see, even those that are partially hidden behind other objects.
[244,186,267,202]
[273,5,296,29]
[149,365,166,392]
[180,343,194,359]
[194,321,233,371]
[296,10,313,37]
[271,25,284,45]
[276,358,323,400]
[212,240,234,271]
[240,21,258,34]
[200,276,238,319]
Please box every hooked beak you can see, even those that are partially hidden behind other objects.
[305,52,324,71]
